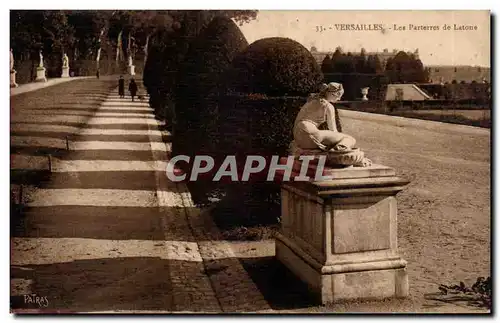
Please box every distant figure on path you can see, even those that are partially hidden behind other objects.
[96,69,100,79]
[118,75,125,98]
[129,78,138,102]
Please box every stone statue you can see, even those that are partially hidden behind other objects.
[62,53,69,68]
[10,49,14,72]
[39,50,44,68]
[10,48,18,87]
[290,82,371,167]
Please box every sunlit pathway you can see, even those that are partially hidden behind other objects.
[10,89,272,313]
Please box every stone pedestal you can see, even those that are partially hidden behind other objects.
[61,66,70,78]
[128,65,135,76]
[275,163,410,304]
[10,70,18,87]
[35,67,47,82]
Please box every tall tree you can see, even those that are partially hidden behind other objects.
[355,48,367,73]
[385,51,429,83]
[366,54,384,74]
[329,47,343,72]
[321,54,331,73]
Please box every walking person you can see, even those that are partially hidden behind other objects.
[129,78,138,102]
[118,75,125,98]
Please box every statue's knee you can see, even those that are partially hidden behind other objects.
[339,135,356,148]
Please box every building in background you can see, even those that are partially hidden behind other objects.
[310,47,420,68]
[427,65,491,84]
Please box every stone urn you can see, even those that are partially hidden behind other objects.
[361,87,369,101]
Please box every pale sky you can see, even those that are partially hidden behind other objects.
[238,10,491,67]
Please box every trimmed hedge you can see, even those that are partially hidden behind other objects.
[226,37,324,96]
[208,38,324,226]
[143,29,179,120]
[173,16,249,159]
[218,37,323,157]
[202,94,307,226]
[217,94,306,158]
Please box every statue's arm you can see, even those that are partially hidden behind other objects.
[324,101,338,132]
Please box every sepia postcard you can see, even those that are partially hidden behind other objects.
[9,9,491,314]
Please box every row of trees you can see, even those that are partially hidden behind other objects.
[319,47,430,100]
[321,47,430,84]
[10,10,257,74]
[321,47,384,75]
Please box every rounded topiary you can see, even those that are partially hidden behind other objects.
[173,16,249,157]
[176,16,248,99]
[226,37,324,96]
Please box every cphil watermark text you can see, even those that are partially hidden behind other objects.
[165,155,336,183]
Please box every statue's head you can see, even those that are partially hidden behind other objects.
[319,82,344,102]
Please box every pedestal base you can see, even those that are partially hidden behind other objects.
[10,70,18,88]
[276,163,410,305]
[35,67,47,82]
[275,237,409,304]
[61,66,70,78]
[128,65,135,76]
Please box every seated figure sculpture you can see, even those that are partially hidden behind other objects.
[290,82,372,167]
